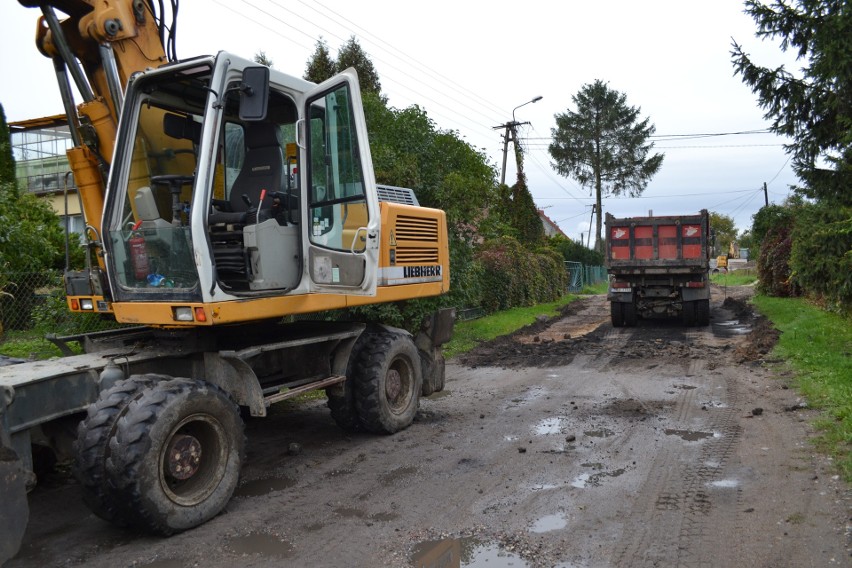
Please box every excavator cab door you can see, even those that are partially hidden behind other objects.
[301,69,379,296]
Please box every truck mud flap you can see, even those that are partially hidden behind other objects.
[0,445,28,563]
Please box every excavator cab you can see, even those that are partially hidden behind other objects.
[101,54,381,326]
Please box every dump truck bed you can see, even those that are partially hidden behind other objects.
[606,210,710,273]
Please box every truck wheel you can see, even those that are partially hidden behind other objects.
[107,378,244,535]
[73,374,167,525]
[353,332,423,434]
[682,301,697,326]
[623,302,638,327]
[610,302,624,327]
[696,299,710,326]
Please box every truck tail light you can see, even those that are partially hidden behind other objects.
[685,281,705,288]
[610,281,631,293]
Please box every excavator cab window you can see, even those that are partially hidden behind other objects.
[306,83,369,253]
[105,67,211,296]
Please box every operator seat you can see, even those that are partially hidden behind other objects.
[209,122,283,225]
[210,121,284,282]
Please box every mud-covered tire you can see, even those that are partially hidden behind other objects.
[326,332,374,432]
[682,301,697,326]
[623,302,638,327]
[73,374,167,525]
[696,299,710,326]
[352,332,422,434]
[106,378,244,535]
[610,302,624,327]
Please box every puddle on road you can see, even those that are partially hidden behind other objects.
[508,387,549,409]
[664,429,715,441]
[427,390,451,400]
[226,532,294,559]
[534,417,564,435]
[571,473,591,488]
[530,483,559,491]
[412,537,529,568]
[712,320,752,337]
[530,513,568,533]
[234,476,296,497]
[572,467,627,488]
[583,428,615,438]
[709,479,740,488]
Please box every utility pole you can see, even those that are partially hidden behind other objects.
[763,182,768,206]
[494,96,542,185]
[494,121,524,186]
[586,204,596,248]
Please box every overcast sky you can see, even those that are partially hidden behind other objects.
[1,0,800,238]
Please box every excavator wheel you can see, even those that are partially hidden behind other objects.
[352,332,423,434]
[73,374,168,525]
[326,332,377,432]
[106,378,244,535]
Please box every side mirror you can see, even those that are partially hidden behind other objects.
[239,66,270,121]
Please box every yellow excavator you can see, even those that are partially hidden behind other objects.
[1,1,453,558]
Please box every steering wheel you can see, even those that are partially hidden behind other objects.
[150,175,195,226]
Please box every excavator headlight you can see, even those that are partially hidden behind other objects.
[80,299,94,311]
[173,306,194,322]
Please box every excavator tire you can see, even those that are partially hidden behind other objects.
[326,332,376,432]
[106,378,244,535]
[352,332,422,434]
[73,375,168,525]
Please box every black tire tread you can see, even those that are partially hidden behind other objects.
[352,332,422,435]
[107,378,244,535]
[73,374,169,524]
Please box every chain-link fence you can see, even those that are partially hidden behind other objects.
[565,262,608,293]
[0,270,123,342]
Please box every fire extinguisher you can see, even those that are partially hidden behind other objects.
[129,220,149,280]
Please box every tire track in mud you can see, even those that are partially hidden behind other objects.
[612,319,744,567]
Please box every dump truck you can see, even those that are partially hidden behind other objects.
[606,210,711,327]
[1,1,454,560]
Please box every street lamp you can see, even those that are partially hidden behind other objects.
[512,95,543,123]
[498,95,543,185]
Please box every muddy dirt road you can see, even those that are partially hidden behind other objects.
[6,287,851,567]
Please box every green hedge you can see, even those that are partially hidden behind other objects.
[790,204,852,313]
[476,237,567,312]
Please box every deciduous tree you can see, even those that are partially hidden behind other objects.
[549,80,663,252]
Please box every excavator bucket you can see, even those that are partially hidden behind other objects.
[1,388,28,564]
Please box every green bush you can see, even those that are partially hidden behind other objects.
[790,203,852,312]
[476,237,567,313]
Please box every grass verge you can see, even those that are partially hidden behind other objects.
[711,270,758,286]
[0,331,69,360]
[752,295,852,481]
[444,294,579,359]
